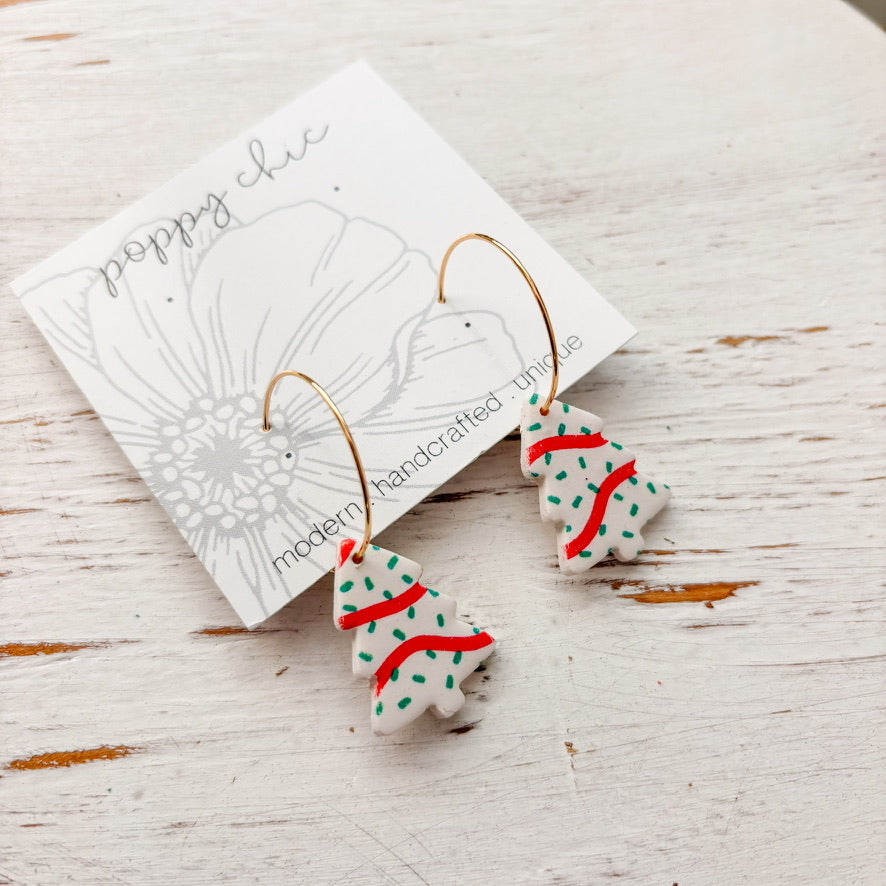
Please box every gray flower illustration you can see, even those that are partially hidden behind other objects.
[21,202,520,623]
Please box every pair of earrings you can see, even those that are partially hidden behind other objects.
[262,235,670,734]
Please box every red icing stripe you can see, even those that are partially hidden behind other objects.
[526,433,606,465]
[338,582,427,631]
[374,632,495,696]
[563,460,636,559]
[338,538,357,567]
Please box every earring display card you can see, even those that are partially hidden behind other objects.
[11,62,635,627]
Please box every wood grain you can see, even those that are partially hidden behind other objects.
[1,0,884,884]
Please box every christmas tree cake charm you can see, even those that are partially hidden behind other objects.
[438,233,670,573]
[262,369,494,735]
[520,394,669,572]
[334,538,495,734]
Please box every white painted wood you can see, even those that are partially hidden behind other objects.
[1,1,884,884]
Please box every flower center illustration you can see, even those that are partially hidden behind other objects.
[146,395,294,537]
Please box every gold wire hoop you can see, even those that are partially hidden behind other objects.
[437,233,559,415]
[261,371,372,564]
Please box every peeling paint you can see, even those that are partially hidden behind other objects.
[425,490,475,504]
[23,33,75,41]
[192,626,252,636]
[449,721,478,735]
[5,745,140,771]
[646,548,725,556]
[0,641,109,657]
[716,335,783,347]
[617,581,757,604]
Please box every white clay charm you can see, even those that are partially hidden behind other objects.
[520,394,670,573]
[333,538,495,734]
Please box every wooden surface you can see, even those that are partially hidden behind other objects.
[1,1,884,883]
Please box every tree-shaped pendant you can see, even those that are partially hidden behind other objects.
[334,539,495,734]
[520,394,670,573]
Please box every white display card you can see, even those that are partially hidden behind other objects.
[11,62,635,627]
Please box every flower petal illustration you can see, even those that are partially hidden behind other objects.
[362,309,523,436]
[18,201,517,622]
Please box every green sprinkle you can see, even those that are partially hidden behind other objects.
[391,668,399,682]
[425,650,437,659]
[544,453,552,466]
[565,524,572,533]
[368,620,377,633]
[562,403,570,413]
[412,674,426,683]
[599,524,607,536]
[407,606,415,619]
[557,423,566,436]
[453,651,463,665]
[358,651,373,662]
[556,470,568,480]
[613,492,624,501]
[629,476,639,486]
[401,574,413,584]
[427,588,439,597]
[605,461,613,473]
[664,484,671,490]
[445,675,454,689]
[393,628,406,640]
[383,590,393,600]
[579,551,593,558]
[530,472,539,478]
[398,697,412,709]
[529,393,539,405]
[472,627,480,634]
[630,503,639,516]
[580,426,592,435]
[339,581,353,593]
[342,604,357,612]
[527,422,542,432]
[436,613,445,628]
[647,482,656,494]
[547,495,561,505]
[364,577,374,591]
[588,482,599,493]
[387,555,399,570]
[578,456,586,469]
[610,441,623,450]
[622,530,635,539]
[375,701,383,715]
[571,495,583,509]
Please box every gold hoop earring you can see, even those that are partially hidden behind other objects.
[438,234,670,574]
[263,369,373,564]
[261,370,495,735]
